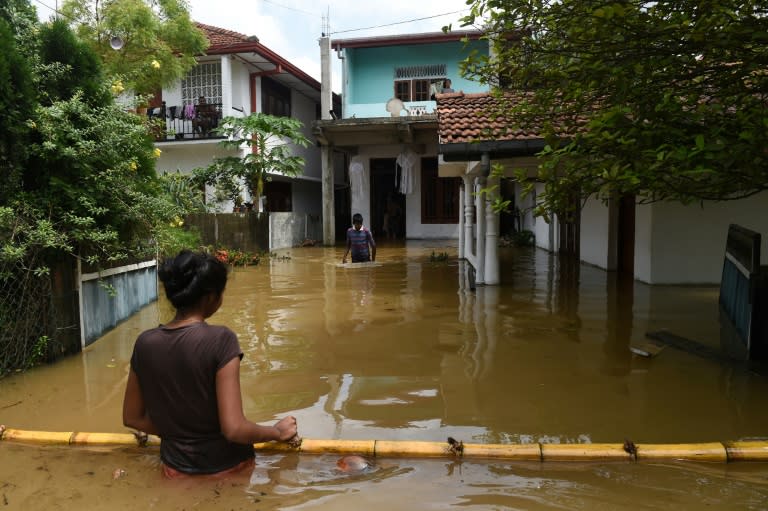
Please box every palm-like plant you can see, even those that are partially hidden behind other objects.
[198,113,310,212]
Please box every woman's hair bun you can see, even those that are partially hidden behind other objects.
[158,250,227,309]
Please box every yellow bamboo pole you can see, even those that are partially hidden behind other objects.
[540,443,630,461]
[723,441,768,462]
[2,426,768,463]
[635,443,728,462]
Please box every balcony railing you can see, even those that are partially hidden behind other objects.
[148,101,225,142]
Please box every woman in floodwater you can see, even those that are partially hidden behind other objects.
[122,249,298,478]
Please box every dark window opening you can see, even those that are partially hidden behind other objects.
[262,76,291,117]
[264,180,292,212]
[394,79,434,102]
[421,157,460,223]
[394,80,411,102]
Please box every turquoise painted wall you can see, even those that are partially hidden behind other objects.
[81,266,157,346]
[343,39,488,118]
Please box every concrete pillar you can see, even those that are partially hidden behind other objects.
[319,36,332,120]
[319,36,335,245]
[484,175,500,285]
[321,145,335,245]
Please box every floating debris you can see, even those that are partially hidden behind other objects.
[336,455,372,473]
[447,437,464,457]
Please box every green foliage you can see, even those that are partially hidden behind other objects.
[60,0,208,96]
[1,10,198,267]
[158,170,209,213]
[196,113,311,211]
[38,19,111,106]
[0,17,35,205]
[25,93,161,259]
[28,335,50,368]
[457,0,768,215]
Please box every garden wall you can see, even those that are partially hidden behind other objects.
[185,212,322,252]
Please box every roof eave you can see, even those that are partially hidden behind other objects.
[438,139,548,161]
[332,30,485,50]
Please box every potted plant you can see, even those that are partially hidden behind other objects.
[166,128,176,140]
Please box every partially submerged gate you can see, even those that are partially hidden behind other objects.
[719,224,768,359]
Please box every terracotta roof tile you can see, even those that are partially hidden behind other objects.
[195,22,256,51]
[436,91,581,145]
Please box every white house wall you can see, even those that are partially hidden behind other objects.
[291,90,321,180]
[292,178,322,215]
[221,55,233,115]
[229,58,250,115]
[636,192,768,284]
[580,196,611,270]
[634,203,653,284]
[156,141,234,175]
[351,145,459,239]
[533,183,555,251]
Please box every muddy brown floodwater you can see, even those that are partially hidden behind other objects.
[1,241,767,510]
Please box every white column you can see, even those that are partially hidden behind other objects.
[462,175,474,260]
[475,177,486,285]
[484,174,500,285]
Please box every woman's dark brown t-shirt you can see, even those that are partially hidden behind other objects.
[130,322,254,474]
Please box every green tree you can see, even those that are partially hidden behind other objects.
[1,9,190,266]
[59,0,208,97]
[0,16,35,205]
[456,0,768,216]
[196,113,311,212]
[38,19,111,106]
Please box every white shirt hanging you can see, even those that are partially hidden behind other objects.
[349,156,367,206]
[396,150,417,195]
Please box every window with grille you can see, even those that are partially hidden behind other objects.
[421,157,461,223]
[394,79,434,102]
[393,64,446,102]
[181,61,222,105]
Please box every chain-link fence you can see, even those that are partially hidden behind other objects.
[0,251,58,375]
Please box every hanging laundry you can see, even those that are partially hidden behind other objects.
[396,149,417,194]
[184,104,196,120]
[349,156,365,202]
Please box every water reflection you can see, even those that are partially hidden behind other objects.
[1,242,768,509]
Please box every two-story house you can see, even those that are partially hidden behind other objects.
[314,30,490,245]
[152,23,341,216]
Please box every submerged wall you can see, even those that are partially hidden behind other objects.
[186,212,322,252]
[80,261,157,347]
[186,212,270,253]
[269,213,322,250]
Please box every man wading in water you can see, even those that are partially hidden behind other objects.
[342,213,376,263]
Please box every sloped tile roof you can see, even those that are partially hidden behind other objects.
[193,22,323,93]
[436,91,582,145]
[196,22,256,50]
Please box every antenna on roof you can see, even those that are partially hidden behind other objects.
[321,7,330,37]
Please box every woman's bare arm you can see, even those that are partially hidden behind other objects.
[122,369,159,435]
[216,357,297,445]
